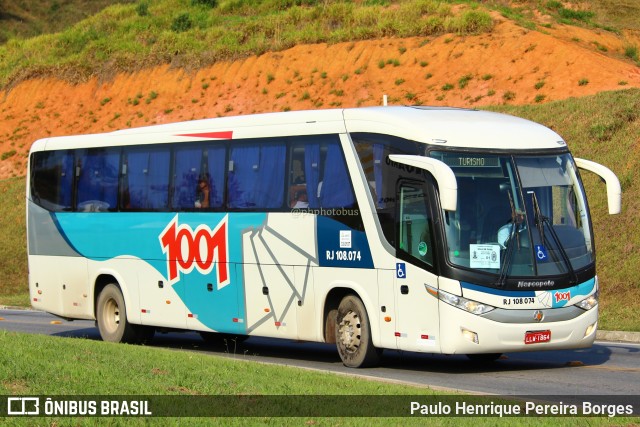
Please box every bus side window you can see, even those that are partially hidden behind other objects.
[319,142,356,209]
[289,136,357,210]
[228,142,286,209]
[76,148,120,212]
[172,147,204,209]
[30,150,74,211]
[124,148,170,210]
[288,145,308,208]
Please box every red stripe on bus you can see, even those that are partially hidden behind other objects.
[176,131,233,139]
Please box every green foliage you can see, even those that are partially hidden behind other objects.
[136,2,149,17]
[1,150,16,160]
[503,91,516,101]
[0,0,138,43]
[0,0,495,89]
[192,0,218,7]
[545,0,562,9]
[624,45,639,62]
[458,74,472,89]
[146,91,158,104]
[558,8,595,23]
[171,13,192,33]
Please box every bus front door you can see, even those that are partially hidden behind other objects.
[393,181,440,353]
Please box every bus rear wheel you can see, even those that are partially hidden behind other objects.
[96,283,153,344]
[335,295,381,368]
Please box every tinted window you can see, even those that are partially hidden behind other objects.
[30,150,74,211]
[228,142,286,209]
[288,135,356,210]
[123,147,170,210]
[76,148,120,212]
[352,133,423,245]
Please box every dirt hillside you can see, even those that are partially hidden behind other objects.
[1,14,639,178]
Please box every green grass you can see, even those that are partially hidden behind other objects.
[0,331,637,426]
[2,1,639,91]
[0,0,137,43]
[0,178,28,307]
[586,0,640,31]
[0,0,496,89]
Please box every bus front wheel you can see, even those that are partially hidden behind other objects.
[96,283,153,344]
[335,295,381,368]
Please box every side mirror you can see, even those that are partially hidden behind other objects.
[388,154,458,211]
[574,158,622,215]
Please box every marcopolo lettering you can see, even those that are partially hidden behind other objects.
[385,157,422,175]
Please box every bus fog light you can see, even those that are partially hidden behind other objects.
[584,322,597,338]
[461,328,479,344]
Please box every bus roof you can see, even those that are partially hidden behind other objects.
[30,106,566,152]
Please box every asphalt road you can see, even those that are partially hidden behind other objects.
[1,308,639,406]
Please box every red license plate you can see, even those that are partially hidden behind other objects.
[525,330,551,344]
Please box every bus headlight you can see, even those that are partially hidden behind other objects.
[576,291,598,311]
[425,285,495,315]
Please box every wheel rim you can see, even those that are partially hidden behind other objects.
[103,298,121,334]
[338,310,361,354]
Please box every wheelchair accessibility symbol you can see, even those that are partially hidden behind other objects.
[396,263,406,279]
[535,245,548,262]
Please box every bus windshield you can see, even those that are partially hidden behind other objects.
[430,151,594,279]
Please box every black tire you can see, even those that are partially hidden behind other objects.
[335,295,381,368]
[96,283,151,344]
[466,353,502,362]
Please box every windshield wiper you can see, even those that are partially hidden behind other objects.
[497,191,523,287]
[530,191,578,285]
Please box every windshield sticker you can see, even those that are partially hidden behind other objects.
[418,241,428,256]
[470,244,500,269]
[535,244,549,262]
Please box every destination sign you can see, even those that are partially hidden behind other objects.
[442,156,500,168]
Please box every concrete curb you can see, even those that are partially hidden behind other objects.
[3,305,640,344]
[596,330,640,344]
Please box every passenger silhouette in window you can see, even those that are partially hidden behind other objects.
[292,188,309,208]
[195,175,210,208]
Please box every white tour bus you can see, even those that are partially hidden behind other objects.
[27,106,621,367]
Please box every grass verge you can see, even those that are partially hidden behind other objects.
[0,331,637,426]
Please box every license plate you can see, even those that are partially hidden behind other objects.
[525,330,551,344]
